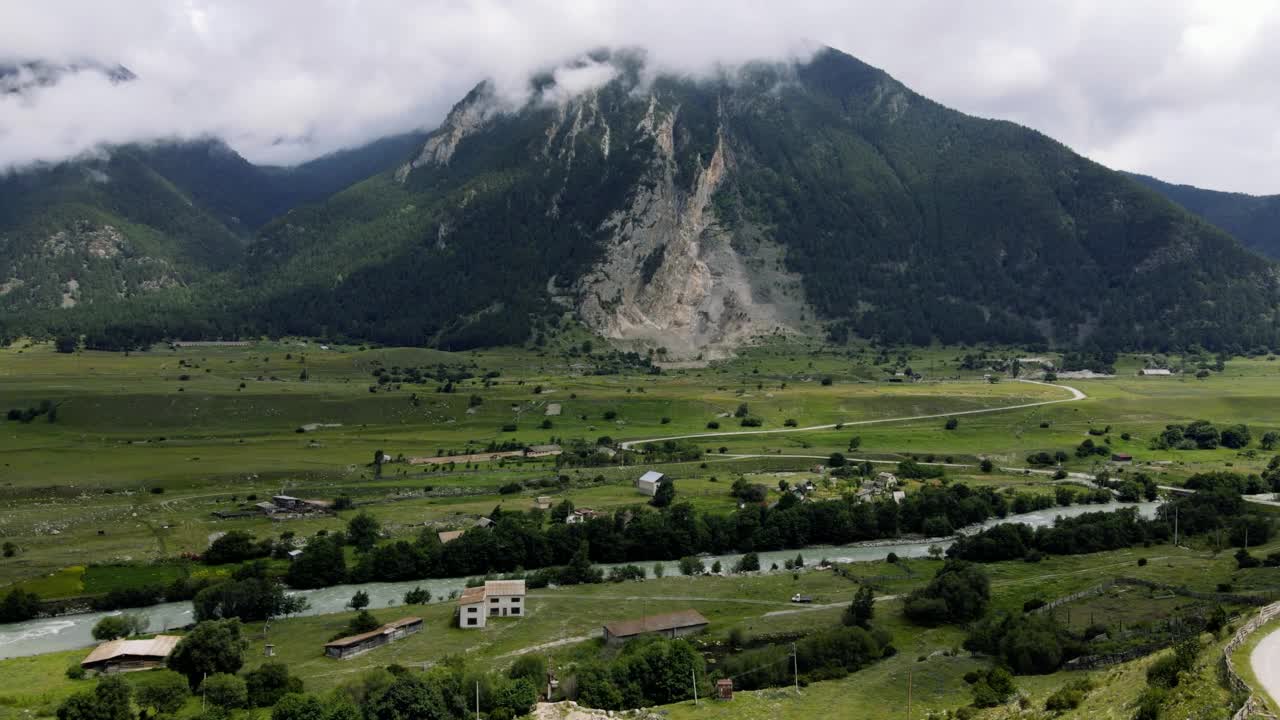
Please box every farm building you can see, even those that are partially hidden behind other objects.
[81,635,181,674]
[1139,368,1173,376]
[1112,453,1134,463]
[636,470,666,496]
[324,617,422,660]
[602,609,709,645]
[534,496,553,510]
[458,580,526,629]
[524,444,562,458]
[476,516,494,529]
[437,530,464,544]
[716,679,734,700]
[257,496,331,515]
[565,508,601,524]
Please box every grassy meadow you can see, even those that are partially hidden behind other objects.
[1,338,1279,719]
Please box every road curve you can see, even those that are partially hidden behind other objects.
[1252,627,1280,709]
[619,379,1086,449]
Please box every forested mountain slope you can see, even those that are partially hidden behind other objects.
[0,133,426,322]
[1125,172,1280,261]
[233,48,1280,353]
[3,47,1278,354]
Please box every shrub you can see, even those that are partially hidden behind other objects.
[202,673,248,708]
[1044,678,1093,711]
[706,421,720,429]
[733,553,760,573]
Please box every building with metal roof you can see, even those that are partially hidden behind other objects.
[81,635,181,674]
[602,609,709,645]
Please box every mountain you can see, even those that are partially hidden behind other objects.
[1124,172,1280,260]
[4,47,1279,354]
[228,48,1280,354]
[0,133,427,321]
[0,60,135,95]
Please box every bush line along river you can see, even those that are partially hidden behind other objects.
[0,501,1160,659]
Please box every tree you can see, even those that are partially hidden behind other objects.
[168,619,247,688]
[1221,424,1252,449]
[404,586,431,605]
[2,541,16,557]
[1261,431,1280,451]
[550,499,575,523]
[204,530,264,565]
[828,452,846,467]
[202,673,248,708]
[560,541,603,585]
[979,458,994,473]
[347,512,381,552]
[945,417,959,430]
[54,335,78,354]
[287,535,347,588]
[365,674,449,720]
[134,670,189,714]
[508,654,547,686]
[341,610,381,637]
[903,560,990,625]
[193,577,291,622]
[844,585,875,628]
[848,436,862,451]
[734,552,761,573]
[92,614,148,640]
[56,675,133,720]
[677,556,705,576]
[0,588,40,623]
[272,693,327,720]
[348,590,370,611]
[245,662,303,707]
[650,480,676,508]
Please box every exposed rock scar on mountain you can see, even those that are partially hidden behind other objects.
[575,96,807,359]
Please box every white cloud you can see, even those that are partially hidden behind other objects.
[1,0,1279,192]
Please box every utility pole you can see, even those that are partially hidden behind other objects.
[1174,503,1179,547]
[907,667,913,719]
[792,642,799,694]
[692,668,698,706]
[475,681,480,719]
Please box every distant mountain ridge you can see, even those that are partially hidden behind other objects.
[0,133,427,319]
[1124,172,1280,261]
[1,47,1278,354]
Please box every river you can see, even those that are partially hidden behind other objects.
[0,500,1159,659]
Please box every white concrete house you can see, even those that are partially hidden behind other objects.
[636,470,666,496]
[458,580,526,629]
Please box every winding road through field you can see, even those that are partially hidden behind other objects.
[619,379,1087,450]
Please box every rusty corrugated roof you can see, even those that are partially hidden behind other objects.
[81,635,181,666]
[603,609,709,638]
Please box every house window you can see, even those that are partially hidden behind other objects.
[510,608,521,615]
[466,618,477,626]
[510,597,521,604]
[467,607,477,614]
[490,597,499,603]
[490,607,499,616]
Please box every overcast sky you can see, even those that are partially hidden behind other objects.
[3,0,1279,194]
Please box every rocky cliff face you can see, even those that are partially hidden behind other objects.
[574,96,806,358]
